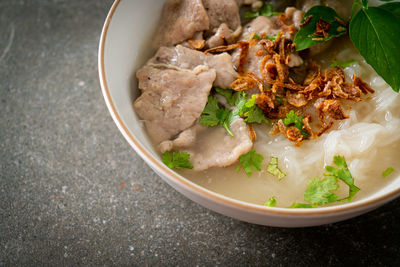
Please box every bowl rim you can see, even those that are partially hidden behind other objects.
[98,0,400,216]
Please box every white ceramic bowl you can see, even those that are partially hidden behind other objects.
[98,0,400,227]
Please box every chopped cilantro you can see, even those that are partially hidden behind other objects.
[288,203,315,208]
[325,156,360,202]
[266,157,286,180]
[221,109,239,137]
[241,95,269,124]
[215,90,269,125]
[304,176,339,205]
[245,3,281,19]
[200,95,237,136]
[214,88,236,106]
[283,110,309,137]
[289,156,360,208]
[247,33,260,41]
[162,151,193,170]
[382,167,394,178]
[200,95,220,127]
[264,196,277,207]
[235,149,264,177]
[330,60,357,68]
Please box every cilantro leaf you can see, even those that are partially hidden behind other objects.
[215,88,236,106]
[283,110,309,137]
[267,34,278,41]
[235,149,264,177]
[244,3,280,19]
[240,94,269,124]
[304,176,339,205]
[221,109,239,137]
[162,151,194,170]
[294,6,348,51]
[216,90,269,125]
[259,3,281,17]
[289,155,359,209]
[330,60,357,68]
[264,196,277,207]
[325,156,360,202]
[288,203,315,208]
[200,95,220,127]
[200,95,236,136]
[350,3,400,92]
[382,167,394,178]
[266,157,286,180]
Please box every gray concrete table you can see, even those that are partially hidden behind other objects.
[1,1,399,265]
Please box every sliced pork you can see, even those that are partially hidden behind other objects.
[202,0,241,37]
[149,45,238,89]
[154,0,209,48]
[160,119,253,171]
[134,65,216,144]
[206,23,242,48]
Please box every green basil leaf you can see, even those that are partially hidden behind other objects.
[379,2,400,18]
[349,6,400,92]
[294,6,347,51]
[362,0,369,8]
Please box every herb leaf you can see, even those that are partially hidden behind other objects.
[200,95,237,136]
[215,90,269,125]
[244,3,280,19]
[283,110,309,137]
[379,2,400,18]
[241,95,269,124]
[200,95,221,127]
[235,149,264,177]
[304,176,339,205]
[162,151,194,170]
[294,6,347,51]
[349,4,400,92]
[215,88,236,106]
[330,60,357,68]
[325,156,360,202]
[288,203,315,208]
[382,167,394,178]
[289,156,359,208]
[266,156,286,180]
[264,196,277,207]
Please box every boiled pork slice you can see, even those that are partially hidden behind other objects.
[240,7,304,40]
[205,23,242,48]
[160,119,253,171]
[149,45,238,89]
[154,0,209,48]
[202,0,241,37]
[134,65,216,144]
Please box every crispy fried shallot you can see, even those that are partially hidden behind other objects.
[237,41,250,74]
[202,27,374,146]
[314,18,331,39]
[230,75,257,91]
[188,39,205,50]
[247,124,256,142]
[317,99,350,122]
[300,15,313,27]
[204,43,240,54]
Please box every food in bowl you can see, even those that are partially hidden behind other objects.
[132,0,400,208]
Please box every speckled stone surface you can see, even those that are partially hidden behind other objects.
[0,0,399,266]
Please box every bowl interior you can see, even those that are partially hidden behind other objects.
[100,0,400,223]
